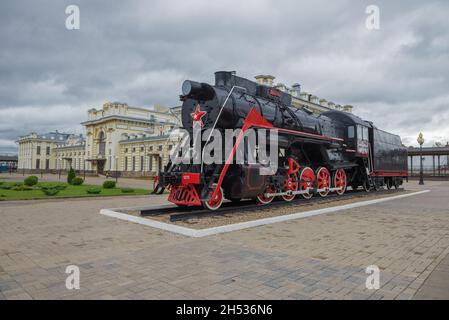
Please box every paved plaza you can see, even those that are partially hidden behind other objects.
[0,179,448,300]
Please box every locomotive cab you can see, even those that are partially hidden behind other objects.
[347,124,370,157]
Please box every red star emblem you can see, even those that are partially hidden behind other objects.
[190,104,207,127]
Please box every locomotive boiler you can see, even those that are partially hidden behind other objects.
[154,71,408,210]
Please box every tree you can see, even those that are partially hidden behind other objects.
[67,167,76,184]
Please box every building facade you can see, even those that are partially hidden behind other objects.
[17,131,73,171]
[17,102,181,177]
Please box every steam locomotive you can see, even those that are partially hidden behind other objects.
[154,71,408,210]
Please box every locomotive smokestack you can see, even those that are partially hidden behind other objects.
[215,71,235,87]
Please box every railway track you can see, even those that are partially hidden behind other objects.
[138,188,405,222]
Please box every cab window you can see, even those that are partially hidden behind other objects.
[348,126,355,139]
[363,127,369,140]
[357,125,369,140]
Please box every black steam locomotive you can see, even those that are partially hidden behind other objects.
[154,71,408,210]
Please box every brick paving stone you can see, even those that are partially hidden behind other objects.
[0,180,448,299]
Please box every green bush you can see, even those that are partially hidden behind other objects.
[67,167,76,184]
[87,187,102,194]
[39,183,67,191]
[12,185,33,191]
[102,180,116,189]
[24,176,38,186]
[121,188,134,193]
[71,177,84,186]
[42,188,60,196]
[0,184,12,190]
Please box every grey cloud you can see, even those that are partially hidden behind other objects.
[1,0,448,153]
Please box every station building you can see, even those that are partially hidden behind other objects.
[17,102,180,177]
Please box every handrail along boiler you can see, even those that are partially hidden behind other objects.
[154,71,408,210]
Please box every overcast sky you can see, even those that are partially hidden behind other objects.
[1,0,448,153]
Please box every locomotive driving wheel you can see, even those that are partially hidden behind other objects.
[299,167,315,199]
[281,173,299,202]
[316,167,330,197]
[333,169,347,196]
[256,185,276,205]
[202,185,224,211]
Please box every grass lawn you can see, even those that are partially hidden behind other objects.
[0,181,150,201]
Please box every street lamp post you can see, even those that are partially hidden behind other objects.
[115,156,119,184]
[417,132,425,185]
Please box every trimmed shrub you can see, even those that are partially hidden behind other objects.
[67,167,76,184]
[55,184,67,190]
[12,185,33,191]
[121,188,134,193]
[71,177,84,186]
[24,176,39,186]
[40,184,63,191]
[0,184,12,190]
[102,180,116,189]
[86,187,102,194]
[42,188,60,196]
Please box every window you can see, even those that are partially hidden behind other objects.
[36,159,40,169]
[357,126,363,140]
[124,157,128,171]
[141,156,144,171]
[348,126,355,139]
[141,147,144,152]
[149,146,153,151]
[149,156,153,171]
[132,148,136,153]
[46,159,50,170]
[132,156,136,171]
[36,146,41,155]
[46,146,50,155]
[158,145,163,151]
[363,127,369,140]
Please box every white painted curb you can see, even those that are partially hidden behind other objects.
[100,190,430,238]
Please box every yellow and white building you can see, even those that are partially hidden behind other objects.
[17,102,181,177]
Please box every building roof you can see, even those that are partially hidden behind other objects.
[81,115,177,126]
[119,134,171,144]
[17,131,72,143]
[0,155,18,162]
[407,147,449,156]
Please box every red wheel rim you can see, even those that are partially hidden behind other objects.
[203,186,223,210]
[257,186,275,205]
[334,169,347,195]
[282,174,298,202]
[300,167,315,199]
[316,167,330,197]
[152,176,159,192]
